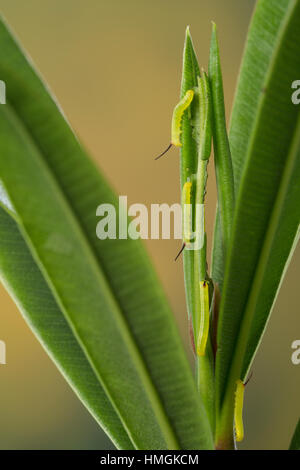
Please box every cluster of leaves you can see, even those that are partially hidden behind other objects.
[162,0,300,449]
[0,0,299,450]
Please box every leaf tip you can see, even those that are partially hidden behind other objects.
[184,25,194,49]
[185,25,191,38]
[210,22,218,47]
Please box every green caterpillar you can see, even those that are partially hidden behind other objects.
[234,379,245,442]
[196,280,210,356]
[156,89,194,159]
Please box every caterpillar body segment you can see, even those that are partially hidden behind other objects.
[155,89,194,160]
[171,89,194,147]
[234,379,245,442]
[182,180,193,247]
[196,280,210,356]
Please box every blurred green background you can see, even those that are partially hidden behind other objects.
[0,0,299,450]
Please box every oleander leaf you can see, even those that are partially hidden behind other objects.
[212,1,292,288]
[180,27,200,333]
[214,0,300,444]
[209,23,235,262]
[0,18,214,450]
[179,27,215,432]
[0,206,134,450]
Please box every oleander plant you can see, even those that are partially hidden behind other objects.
[0,0,299,450]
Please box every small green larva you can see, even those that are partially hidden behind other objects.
[196,280,210,356]
[156,89,194,160]
[234,379,245,442]
[182,180,193,246]
[171,89,194,147]
[175,179,193,262]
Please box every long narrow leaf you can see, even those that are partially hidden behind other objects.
[0,18,214,450]
[215,0,300,445]
[179,28,215,433]
[212,0,291,288]
[0,206,134,449]
[209,24,235,261]
[181,27,200,326]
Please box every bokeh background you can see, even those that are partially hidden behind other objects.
[0,0,299,450]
